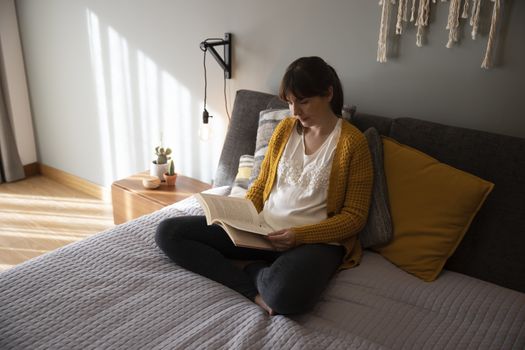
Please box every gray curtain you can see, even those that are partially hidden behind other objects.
[0,49,25,183]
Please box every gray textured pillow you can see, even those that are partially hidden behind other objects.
[359,127,393,248]
[248,108,290,185]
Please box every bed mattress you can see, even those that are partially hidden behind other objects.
[1,189,524,349]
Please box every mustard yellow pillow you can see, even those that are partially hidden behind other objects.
[376,137,494,282]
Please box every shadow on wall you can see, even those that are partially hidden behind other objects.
[85,9,223,187]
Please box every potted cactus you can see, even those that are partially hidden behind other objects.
[163,159,177,186]
[150,145,172,180]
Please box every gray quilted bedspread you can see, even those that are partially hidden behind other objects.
[1,187,524,349]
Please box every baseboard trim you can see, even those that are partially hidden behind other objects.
[39,164,110,201]
[23,162,40,177]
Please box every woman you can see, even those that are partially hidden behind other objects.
[156,56,373,315]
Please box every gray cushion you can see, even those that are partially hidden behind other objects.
[249,108,290,185]
[359,127,393,248]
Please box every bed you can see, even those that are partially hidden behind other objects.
[1,90,524,349]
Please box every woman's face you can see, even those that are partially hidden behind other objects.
[286,89,333,128]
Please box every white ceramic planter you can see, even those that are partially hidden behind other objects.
[150,162,168,181]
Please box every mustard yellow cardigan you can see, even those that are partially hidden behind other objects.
[246,117,373,269]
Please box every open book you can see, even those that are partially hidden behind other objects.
[195,193,275,250]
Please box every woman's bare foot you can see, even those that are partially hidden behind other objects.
[255,294,275,316]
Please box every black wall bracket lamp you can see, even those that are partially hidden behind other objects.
[199,33,232,125]
[199,33,232,79]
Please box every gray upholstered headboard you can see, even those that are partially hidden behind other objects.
[214,90,286,187]
[356,113,525,293]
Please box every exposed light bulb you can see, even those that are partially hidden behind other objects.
[199,122,213,141]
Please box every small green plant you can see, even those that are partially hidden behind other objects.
[167,159,175,176]
[154,146,172,164]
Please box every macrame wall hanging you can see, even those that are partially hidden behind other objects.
[377,0,502,69]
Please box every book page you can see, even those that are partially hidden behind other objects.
[196,193,270,234]
[219,222,275,251]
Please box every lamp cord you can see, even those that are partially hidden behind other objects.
[200,37,231,122]
[203,48,207,111]
[223,72,230,121]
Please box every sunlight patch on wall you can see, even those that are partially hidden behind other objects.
[137,49,159,169]
[107,25,137,180]
[161,70,191,177]
[86,10,113,187]
[86,8,218,186]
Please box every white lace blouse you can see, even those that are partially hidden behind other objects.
[262,118,342,231]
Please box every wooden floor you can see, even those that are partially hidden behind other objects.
[0,175,114,272]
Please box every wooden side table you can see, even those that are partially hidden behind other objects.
[111,172,211,224]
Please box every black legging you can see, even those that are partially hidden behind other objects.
[155,216,344,315]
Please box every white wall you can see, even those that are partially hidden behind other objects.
[15,0,525,187]
[0,0,37,166]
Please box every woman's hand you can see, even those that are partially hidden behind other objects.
[267,229,296,251]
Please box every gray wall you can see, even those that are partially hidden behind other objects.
[16,0,525,187]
